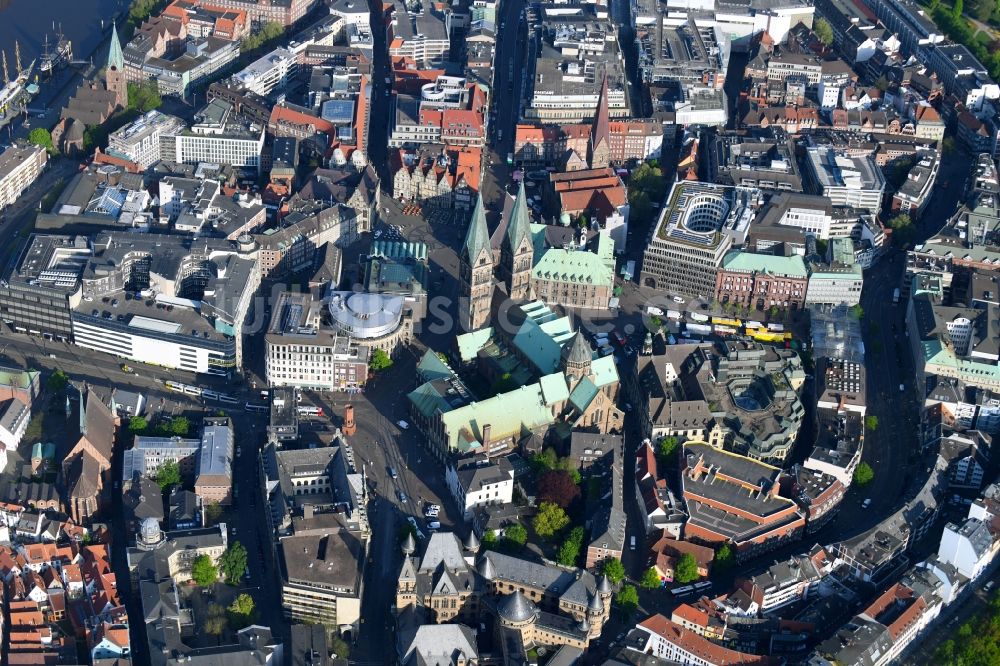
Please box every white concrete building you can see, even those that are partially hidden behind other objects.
[167,99,266,173]
[0,144,46,210]
[107,111,186,169]
[328,0,372,30]
[804,147,886,214]
[937,517,999,581]
[233,48,297,97]
[445,457,514,519]
[806,265,864,306]
[0,398,29,471]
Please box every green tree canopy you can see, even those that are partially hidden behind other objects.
[602,557,626,585]
[854,461,875,487]
[814,18,834,45]
[557,526,586,567]
[482,529,499,550]
[330,635,352,659]
[865,415,879,431]
[370,348,393,371]
[203,602,227,635]
[615,584,639,619]
[45,369,69,394]
[502,523,528,550]
[154,460,182,491]
[27,127,55,154]
[640,567,662,589]
[191,554,218,587]
[204,502,224,526]
[241,21,285,52]
[715,543,735,574]
[227,593,256,628]
[169,416,190,436]
[219,542,248,585]
[658,436,679,462]
[674,553,700,584]
[127,81,162,113]
[128,415,148,434]
[532,502,570,540]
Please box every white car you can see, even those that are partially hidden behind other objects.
[427,521,441,530]
[672,296,685,303]
[862,498,872,508]
[397,420,410,429]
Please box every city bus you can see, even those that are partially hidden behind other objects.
[244,402,269,414]
[297,405,324,417]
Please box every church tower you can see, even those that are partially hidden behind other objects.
[459,193,494,332]
[501,182,533,302]
[561,331,593,390]
[104,22,128,110]
[589,75,611,169]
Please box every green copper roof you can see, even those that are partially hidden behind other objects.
[529,225,615,289]
[539,373,570,404]
[456,327,495,363]
[512,314,575,375]
[0,367,39,391]
[441,383,556,452]
[108,22,124,71]
[463,192,491,261]
[506,181,531,251]
[415,349,454,382]
[569,376,600,413]
[721,251,808,278]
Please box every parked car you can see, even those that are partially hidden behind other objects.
[397,420,410,429]
[389,466,399,479]
[862,498,872,509]
[398,491,408,503]
[427,521,441,530]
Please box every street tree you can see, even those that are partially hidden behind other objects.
[46,369,69,394]
[532,502,569,540]
[615,584,639,619]
[227,593,256,628]
[27,128,56,154]
[640,567,662,589]
[602,557,626,585]
[219,542,248,585]
[865,415,879,431]
[674,553,700,584]
[369,348,393,371]
[191,554,218,587]
[854,461,875,487]
[715,543,735,574]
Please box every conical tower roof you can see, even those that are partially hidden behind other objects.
[578,615,591,633]
[597,574,613,594]
[107,22,124,71]
[588,590,605,613]
[505,181,531,252]
[401,532,417,555]
[562,331,593,367]
[463,192,491,262]
[464,530,480,552]
[592,74,610,149]
[477,554,496,580]
[498,589,536,623]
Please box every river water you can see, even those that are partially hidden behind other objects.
[0,0,125,72]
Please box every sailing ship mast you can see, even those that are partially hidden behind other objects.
[14,41,22,77]
[1,51,9,86]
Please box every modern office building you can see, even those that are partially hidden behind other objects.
[639,181,759,299]
[233,47,297,97]
[804,146,886,213]
[107,111,187,169]
[70,232,259,376]
[264,289,370,391]
[0,144,47,210]
[0,234,90,341]
[164,99,266,173]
